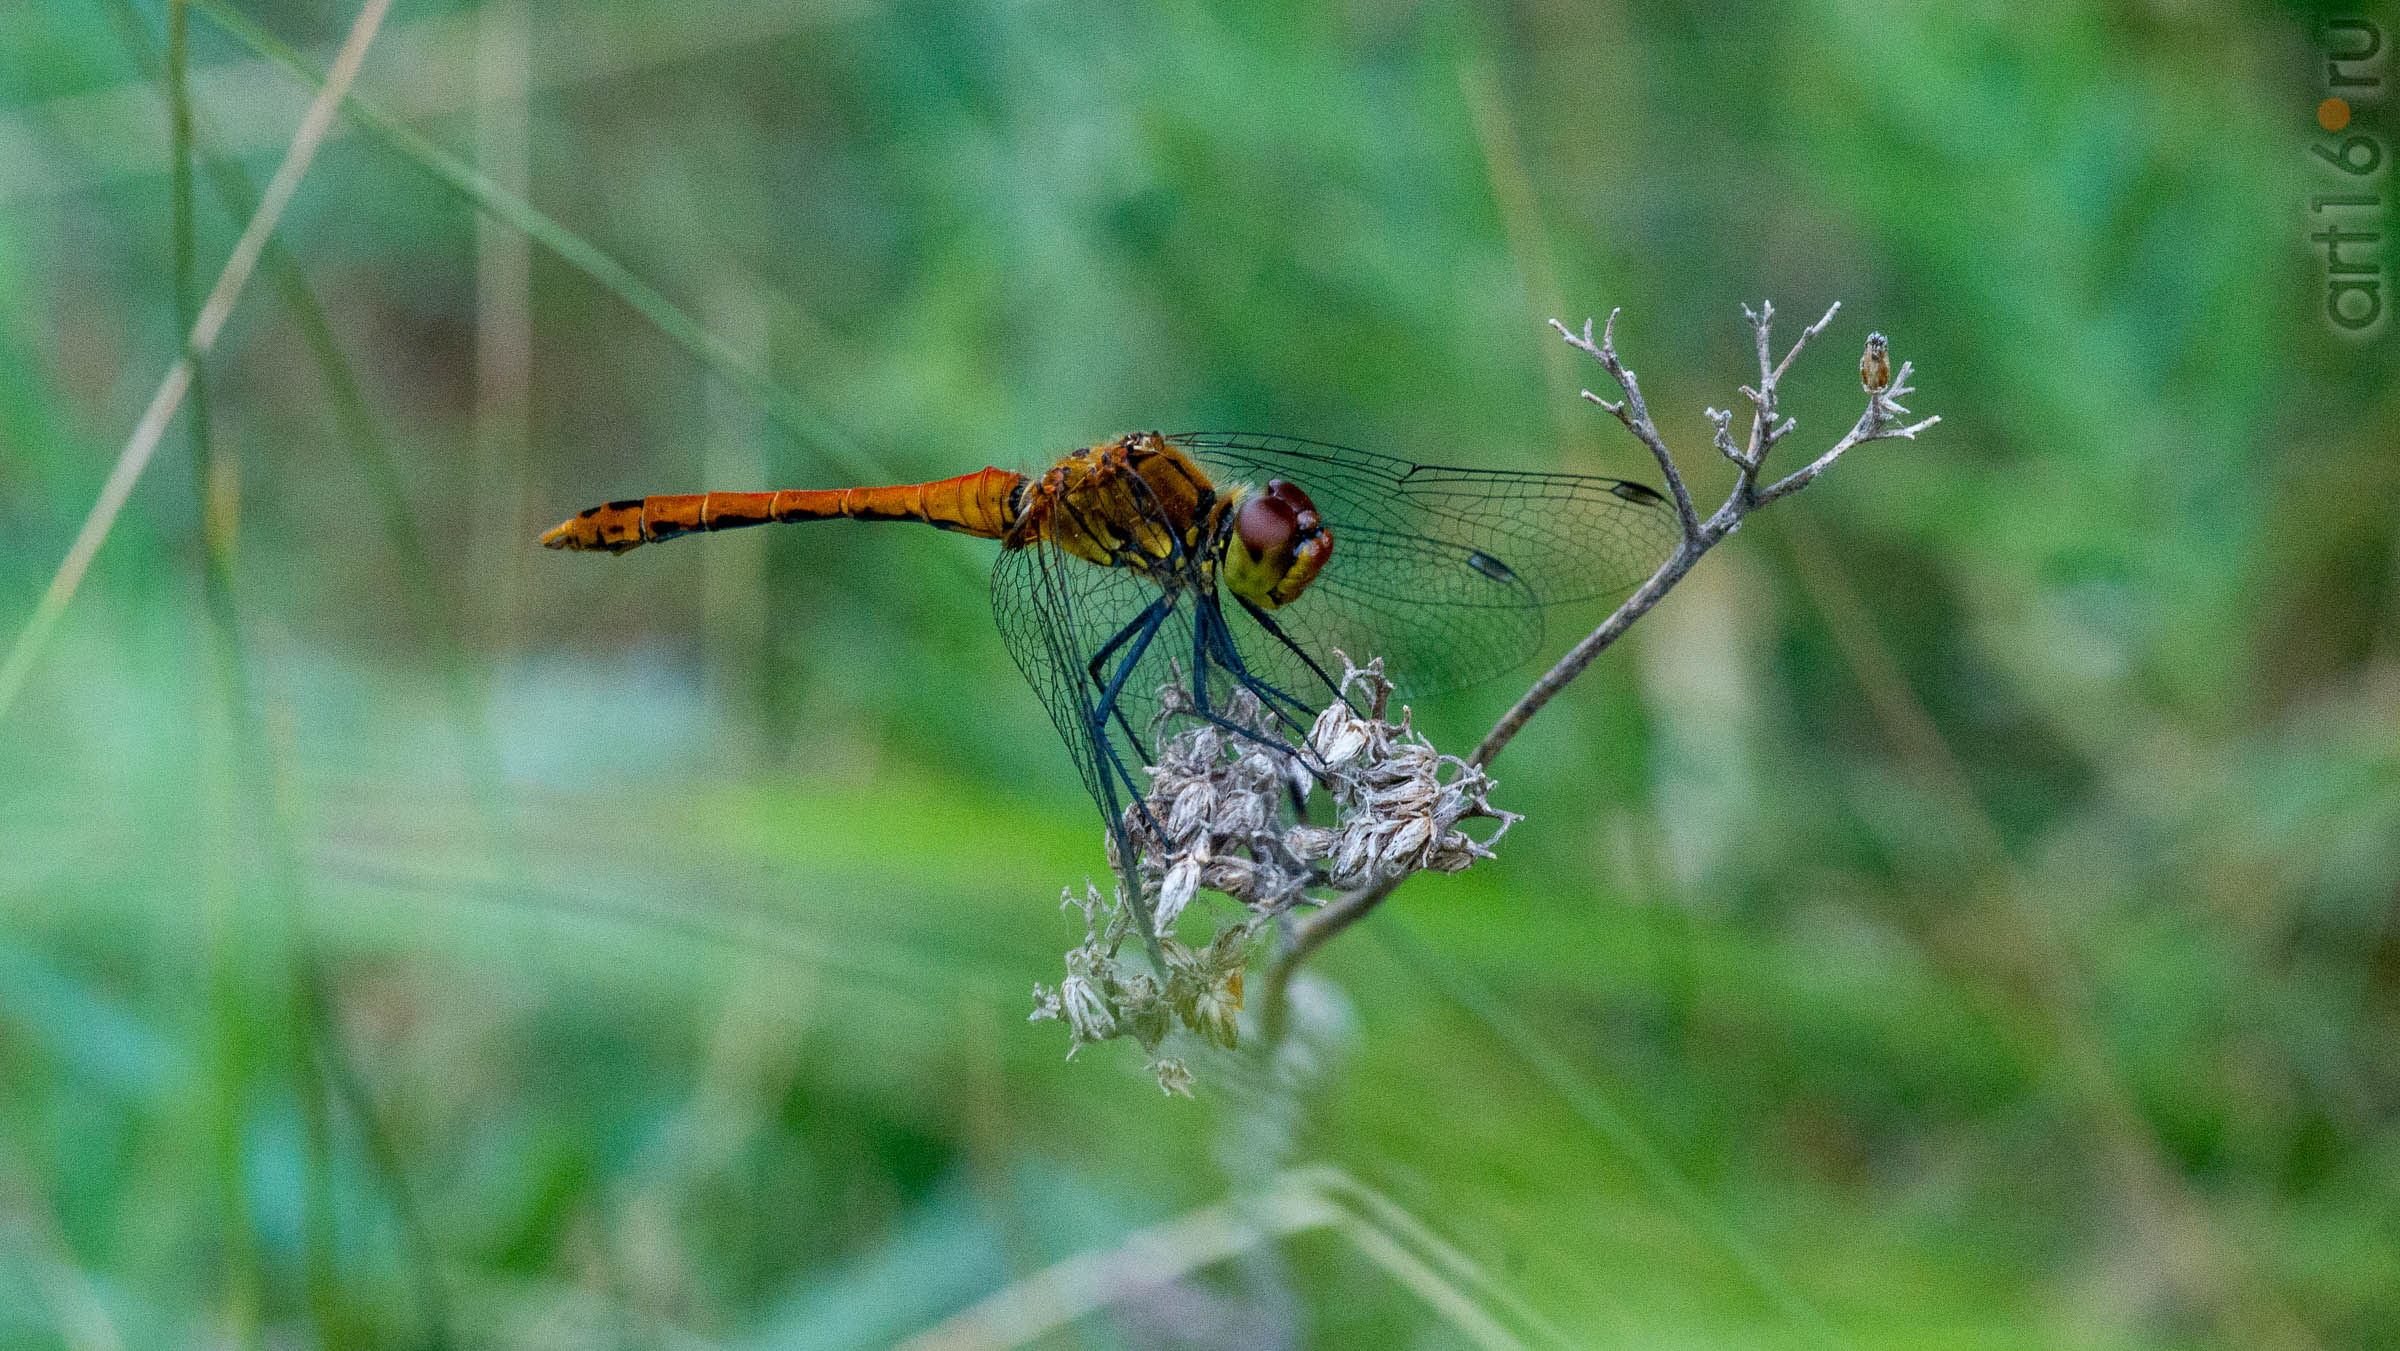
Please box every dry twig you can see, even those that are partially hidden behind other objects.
[1252,301,1939,1044]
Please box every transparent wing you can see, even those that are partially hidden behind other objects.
[992,538,1203,839]
[1169,432,1680,694]
[1210,525,1543,709]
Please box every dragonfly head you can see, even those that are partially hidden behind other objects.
[1222,479,1332,609]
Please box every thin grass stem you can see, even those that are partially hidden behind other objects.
[1374,924,1850,1351]
[0,0,394,728]
[188,0,891,488]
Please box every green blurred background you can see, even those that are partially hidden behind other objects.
[3,0,2396,1346]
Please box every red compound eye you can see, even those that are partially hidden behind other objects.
[1266,479,1319,527]
[1235,494,1298,556]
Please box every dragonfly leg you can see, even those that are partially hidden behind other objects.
[1230,595,1347,713]
[1083,595,1179,839]
[1090,596,1173,733]
[1084,592,1163,683]
[1201,596,1320,728]
[1086,594,1173,766]
[1189,596,1215,717]
[1186,594,1323,770]
[1089,717,1158,846]
[1210,595,1375,822]
[1181,600,1300,751]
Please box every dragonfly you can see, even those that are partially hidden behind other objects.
[542,432,1679,851]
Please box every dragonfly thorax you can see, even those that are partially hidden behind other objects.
[1007,433,1223,587]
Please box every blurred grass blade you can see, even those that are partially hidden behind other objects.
[1299,1166,1577,1350]
[0,0,395,731]
[164,0,277,1336]
[893,1180,1340,1351]
[1375,923,1850,1351]
[1329,1211,1527,1351]
[167,3,375,1341]
[895,1169,1548,1351]
[165,0,217,536]
[0,1146,127,1351]
[304,964,454,1348]
[1458,56,1587,462]
[102,0,521,874]
[188,0,887,486]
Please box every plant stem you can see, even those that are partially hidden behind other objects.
[1257,300,1939,1044]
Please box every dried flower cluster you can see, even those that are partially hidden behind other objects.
[1108,682,1319,932]
[1286,662,1519,890]
[1034,657,1516,1090]
[1027,882,1256,1096]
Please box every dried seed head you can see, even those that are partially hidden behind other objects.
[1149,1058,1196,1098]
[1310,703,1372,767]
[1860,331,1892,393]
[1190,979,1242,1050]
[1156,856,1203,931]
[1280,657,1520,890]
[1056,968,1117,1047]
[1037,655,1516,1086]
[1117,675,1319,917]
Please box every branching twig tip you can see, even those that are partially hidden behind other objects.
[1578,389,1626,417]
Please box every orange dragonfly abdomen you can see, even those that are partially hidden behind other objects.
[539,465,1025,554]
